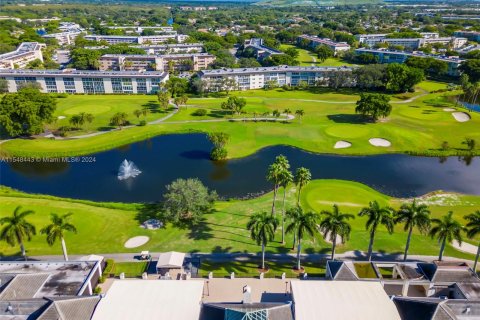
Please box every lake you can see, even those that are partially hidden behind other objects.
[0,134,479,202]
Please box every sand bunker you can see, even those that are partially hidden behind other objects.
[452,112,471,122]
[57,116,66,119]
[124,236,149,248]
[334,141,352,149]
[443,108,455,112]
[369,138,391,147]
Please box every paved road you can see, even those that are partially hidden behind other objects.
[1,251,468,265]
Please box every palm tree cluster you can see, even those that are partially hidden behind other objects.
[248,155,480,272]
[0,206,77,261]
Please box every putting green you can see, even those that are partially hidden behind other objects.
[63,105,112,115]
[325,124,372,139]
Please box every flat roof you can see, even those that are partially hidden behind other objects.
[200,65,353,76]
[355,48,465,63]
[0,69,168,78]
[156,251,185,269]
[291,281,401,320]
[298,35,350,48]
[91,280,204,320]
[101,53,214,59]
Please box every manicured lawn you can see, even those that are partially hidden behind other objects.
[112,262,149,276]
[280,44,354,67]
[1,180,479,262]
[1,84,479,158]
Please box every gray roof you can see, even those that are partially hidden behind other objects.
[199,65,353,76]
[0,299,50,319]
[328,262,358,281]
[201,302,293,320]
[454,283,480,300]
[393,297,441,320]
[0,274,50,300]
[36,296,101,320]
[418,263,480,284]
[0,69,168,78]
[394,297,480,320]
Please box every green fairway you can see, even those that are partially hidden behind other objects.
[280,44,354,67]
[1,84,479,158]
[1,181,479,262]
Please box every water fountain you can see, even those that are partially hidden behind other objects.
[118,159,141,180]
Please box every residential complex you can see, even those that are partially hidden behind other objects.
[198,65,354,90]
[355,33,468,50]
[42,30,84,45]
[99,53,216,72]
[297,35,351,54]
[84,33,188,45]
[243,38,284,60]
[355,48,465,76]
[138,43,205,54]
[0,69,169,94]
[0,42,45,69]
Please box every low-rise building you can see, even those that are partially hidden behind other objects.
[355,48,465,76]
[0,69,169,94]
[198,65,354,91]
[297,35,351,54]
[243,38,284,60]
[454,30,480,42]
[0,42,45,69]
[84,33,188,45]
[42,30,83,46]
[356,34,467,50]
[138,43,205,54]
[99,53,215,71]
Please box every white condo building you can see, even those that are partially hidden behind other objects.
[84,34,188,45]
[0,69,169,94]
[0,42,45,69]
[198,65,354,91]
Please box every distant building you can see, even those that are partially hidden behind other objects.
[355,48,465,76]
[355,33,467,50]
[454,30,480,42]
[0,69,169,94]
[297,35,351,54]
[84,34,188,45]
[138,43,205,54]
[42,30,83,46]
[99,53,215,72]
[243,38,284,60]
[0,42,45,69]
[198,65,354,91]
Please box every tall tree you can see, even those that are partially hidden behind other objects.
[295,109,305,123]
[358,201,396,261]
[464,210,480,272]
[246,212,279,270]
[286,208,319,270]
[294,167,311,206]
[266,155,290,216]
[40,213,77,261]
[279,168,293,244]
[0,206,36,260]
[429,211,464,261]
[157,91,170,109]
[355,93,392,121]
[165,76,188,98]
[320,205,355,260]
[110,112,128,129]
[221,96,246,115]
[396,200,431,261]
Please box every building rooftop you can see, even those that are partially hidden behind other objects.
[418,262,479,283]
[393,297,480,320]
[355,48,465,63]
[201,302,293,320]
[291,281,400,320]
[0,261,99,298]
[101,53,214,59]
[200,65,353,76]
[298,35,350,48]
[0,42,44,61]
[91,280,204,320]
[0,69,168,77]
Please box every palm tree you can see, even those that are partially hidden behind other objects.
[320,205,355,260]
[286,207,319,270]
[266,155,290,216]
[0,206,36,260]
[295,109,305,122]
[246,212,279,270]
[294,167,311,206]
[40,213,77,261]
[429,211,464,261]
[465,210,480,272]
[396,200,431,261]
[279,169,293,244]
[287,206,302,250]
[358,201,396,261]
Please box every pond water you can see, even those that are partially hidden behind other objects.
[0,134,479,202]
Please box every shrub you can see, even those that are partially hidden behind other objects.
[210,146,228,160]
[192,109,207,116]
[93,287,102,294]
[138,120,147,126]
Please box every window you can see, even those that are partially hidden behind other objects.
[63,77,76,93]
[111,78,134,93]
[136,78,147,93]
[82,77,105,94]
[45,77,57,93]
[14,76,37,89]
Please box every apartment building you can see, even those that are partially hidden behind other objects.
[138,43,205,54]
[355,48,464,76]
[356,33,467,50]
[297,35,351,54]
[0,42,45,69]
[243,38,284,60]
[198,65,354,91]
[84,34,188,45]
[355,32,440,46]
[42,31,83,45]
[454,30,480,42]
[0,69,169,94]
[99,53,215,72]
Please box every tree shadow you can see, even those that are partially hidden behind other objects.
[212,245,233,253]
[187,217,214,240]
[208,110,229,119]
[135,203,160,224]
[327,114,370,124]
[97,126,116,131]
[179,150,210,160]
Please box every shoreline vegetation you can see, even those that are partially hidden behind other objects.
[1,181,479,261]
[1,85,479,159]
